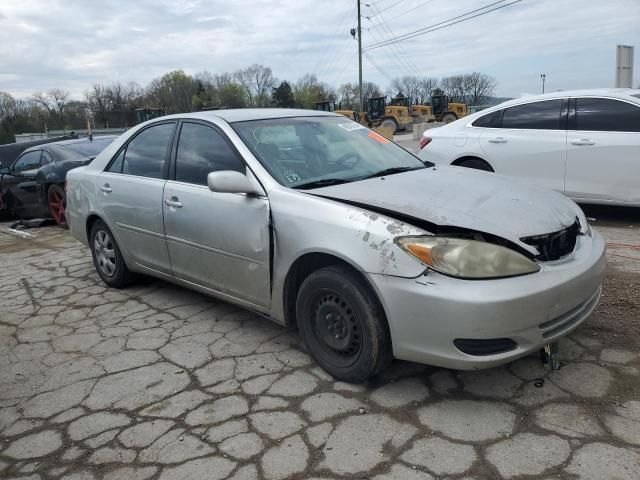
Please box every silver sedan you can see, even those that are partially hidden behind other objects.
[66,109,606,382]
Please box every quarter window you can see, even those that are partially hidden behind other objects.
[574,98,640,132]
[109,123,175,178]
[175,122,245,186]
[41,151,54,165]
[501,100,563,130]
[472,110,502,128]
[13,151,42,172]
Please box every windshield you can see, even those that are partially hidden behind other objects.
[232,116,428,189]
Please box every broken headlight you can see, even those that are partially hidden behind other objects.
[396,236,540,279]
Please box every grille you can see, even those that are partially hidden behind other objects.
[520,219,580,261]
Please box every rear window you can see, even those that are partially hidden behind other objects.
[50,138,115,161]
[502,100,563,130]
[472,109,503,128]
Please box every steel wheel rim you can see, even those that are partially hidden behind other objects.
[310,291,363,369]
[48,189,66,225]
[94,230,116,277]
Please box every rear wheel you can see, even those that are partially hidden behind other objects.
[90,220,136,288]
[296,265,392,383]
[47,184,67,228]
[442,113,458,124]
[456,157,493,172]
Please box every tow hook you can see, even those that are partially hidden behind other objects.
[541,341,561,370]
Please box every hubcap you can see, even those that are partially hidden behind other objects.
[313,294,361,362]
[94,230,116,277]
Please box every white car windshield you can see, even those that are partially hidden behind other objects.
[232,116,429,189]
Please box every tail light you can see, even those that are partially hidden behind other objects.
[419,137,432,150]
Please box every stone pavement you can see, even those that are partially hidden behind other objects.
[0,224,639,480]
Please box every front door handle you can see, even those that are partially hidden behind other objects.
[99,184,112,193]
[570,139,595,146]
[488,137,508,144]
[165,197,183,208]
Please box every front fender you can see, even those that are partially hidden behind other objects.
[267,187,430,322]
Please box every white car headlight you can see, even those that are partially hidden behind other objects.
[396,236,540,279]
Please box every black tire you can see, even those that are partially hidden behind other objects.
[442,113,458,124]
[89,220,136,288]
[296,265,392,383]
[380,118,398,134]
[456,157,493,172]
[47,184,68,228]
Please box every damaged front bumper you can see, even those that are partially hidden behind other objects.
[366,229,606,370]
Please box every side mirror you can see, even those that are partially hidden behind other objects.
[207,171,262,196]
[0,166,10,175]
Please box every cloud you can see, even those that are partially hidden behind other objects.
[0,0,638,99]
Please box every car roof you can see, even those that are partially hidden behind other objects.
[489,88,640,109]
[22,135,119,154]
[160,108,340,123]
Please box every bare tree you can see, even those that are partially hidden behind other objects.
[390,76,422,103]
[235,64,276,107]
[464,72,497,106]
[32,89,70,125]
[49,88,70,123]
[85,84,110,127]
[417,77,438,103]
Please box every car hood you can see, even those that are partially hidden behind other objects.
[309,166,584,255]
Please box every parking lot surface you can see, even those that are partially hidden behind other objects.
[0,207,639,480]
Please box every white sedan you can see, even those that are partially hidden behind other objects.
[418,88,640,206]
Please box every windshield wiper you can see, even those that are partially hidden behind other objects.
[293,178,352,190]
[360,165,426,180]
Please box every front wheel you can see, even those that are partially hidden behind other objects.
[296,265,392,383]
[47,184,68,228]
[90,220,136,288]
[380,119,398,134]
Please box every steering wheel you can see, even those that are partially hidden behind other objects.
[335,152,362,169]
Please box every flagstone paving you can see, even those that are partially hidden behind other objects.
[0,224,639,479]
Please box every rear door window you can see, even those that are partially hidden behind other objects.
[502,100,564,130]
[115,123,175,178]
[574,98,640,132]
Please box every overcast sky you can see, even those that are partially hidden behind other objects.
[1,0,639,100]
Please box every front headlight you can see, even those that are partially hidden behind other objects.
[396,236,540,279]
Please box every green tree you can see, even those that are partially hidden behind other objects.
[272,81,294,108]
[293,74,335,109]
[146,70,197,113]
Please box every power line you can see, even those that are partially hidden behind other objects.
[365,0,404,16]
[311,0,357,77]
[365,0,522,50]
[363,51,394,82]
[368,2,422,76]
[371,0,436,25]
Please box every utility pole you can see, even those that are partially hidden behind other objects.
[540,73,546,94]
[357,0,363,113]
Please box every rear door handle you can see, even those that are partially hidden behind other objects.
[570,139,595,146]
[488,137,508,144]
[165,197,183,208]
[99,184,112,193]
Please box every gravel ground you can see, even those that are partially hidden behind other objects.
[0,204,639,480]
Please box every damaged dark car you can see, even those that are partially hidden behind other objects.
[0,135,116,226]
